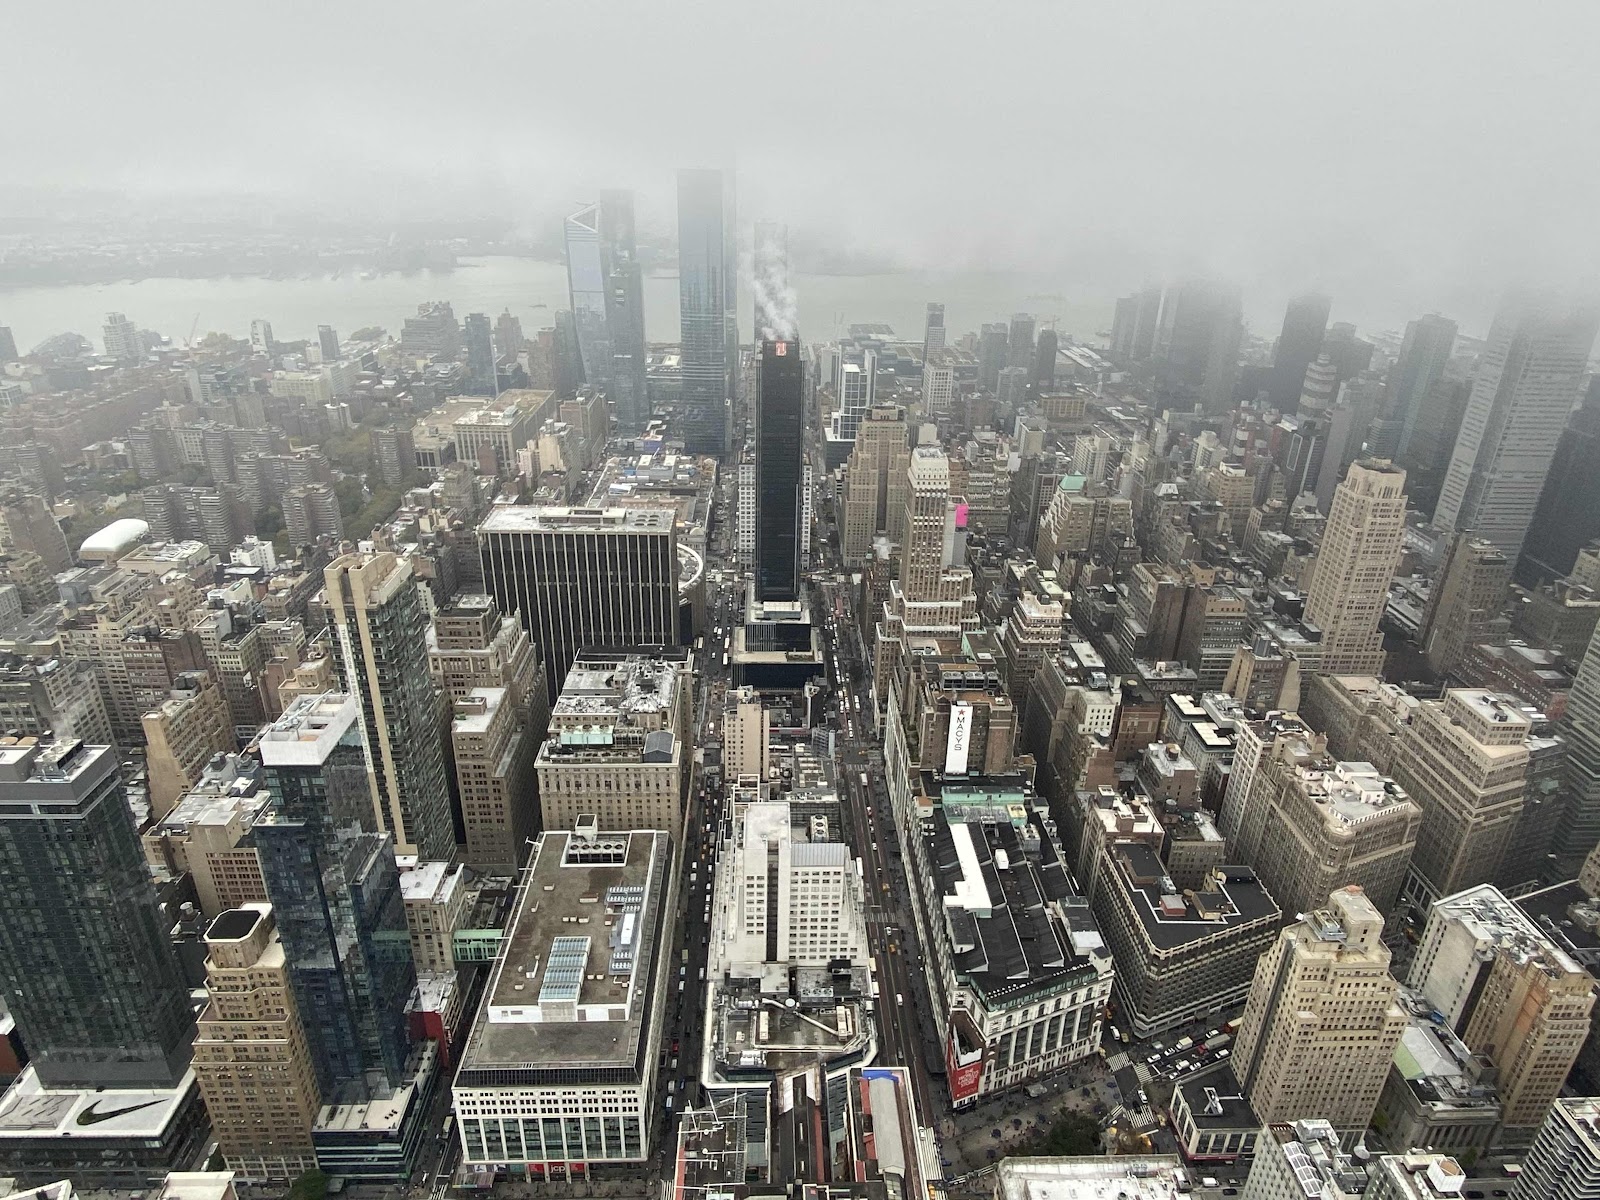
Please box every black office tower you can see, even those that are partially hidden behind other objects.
[1033,328,1058,387]
[0,740,195,1088]
[1518,376,1600,585]
[1269,292,1332,410]
[756,338,805,603]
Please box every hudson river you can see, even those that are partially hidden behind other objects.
[0,256,1114,354]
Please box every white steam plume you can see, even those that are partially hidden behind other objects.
[747,226,798,342]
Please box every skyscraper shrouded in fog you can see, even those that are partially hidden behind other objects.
[0,739,195,1089]
[1388,312,1459,461]
[755,338,805,603]
[1268,291,1332,411]
[1433,297,1600,558]
[1153,279,1242,412]
[564,202,613,396]
[1032,327,1058,387]
[600,189,650,432]
[256,693,416,1101]
[923,302,946,362]
[678,167,737,455]
[463,311,496,395]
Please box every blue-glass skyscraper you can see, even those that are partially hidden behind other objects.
[677,167,737,456]
[564,204,613,395]
[601,189,650,433]
[255,692,416,1102]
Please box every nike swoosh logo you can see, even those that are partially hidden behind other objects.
[76,1098,165,1126]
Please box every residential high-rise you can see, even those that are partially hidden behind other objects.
[0,326,16,362]
[923,302,946,362]
[1232,887,1407,1135]
[281,481,344,548]
[323,552,454,860]
[1512,1097,1600,1200]
[1410,884,1594,1143]
[840,403,909,564]
[535,648,691,837]
[0,493,72,573]
[1268,292,1332,411]
[478,505,682,704]
[255,693,416,1100]
[1390,690,1532,904]
[1302,459,1407,675]
[317,325,340,361]
[677,167,736,455]
[564,203,612,396]
[755,338,804,603]
[0,738,196,1088]
[1153,280,1243,412]
[463,311,496,395]
[1389,314,1459,461]
[371,426,416,488]
[143,670,236,820]
[1433,299,1600,557]
[922,361,955,418]
[192,905,321,1180]
[600,190,649,432]
[1420,535,1512,676]
[103,311,141,362]
[426,592,542,709]
[451,687,539,872]
[249,319,274,356]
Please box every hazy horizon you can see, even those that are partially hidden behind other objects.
[7,1,1600,338]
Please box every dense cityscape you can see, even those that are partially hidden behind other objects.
[5,15,1600,1200]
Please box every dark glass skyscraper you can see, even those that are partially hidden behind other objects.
[1154,280,1243,412]
[463,311,496,395]
[1268,292,1332,410]
[256,693,416,1102]
[600,189,650,433]
[677,168,736,455]
[755,338,805,603]
[1033,328,1058,388]
[1390,313,1459,461]
[0,739,194,1088]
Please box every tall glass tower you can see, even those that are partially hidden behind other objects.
[0,739,195,1088]
[256,693,417,1101]
[677,167,736,456]
[463,311,497,395]
[324,551,454,860]
[564,204,613,396]
[600,190,650,433]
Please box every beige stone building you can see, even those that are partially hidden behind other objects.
[1409,883,1595,1145]
[839,403,909,565]
[143,670,235,820]
[143,756,270,918]
[1233,887,1407,1136]
[450,686,539,872]
[1237,747,1421,920]
[535,649,691,836]
[1303,459,1407,675]
[721,685,768,782]
[399,859,469,974]
[192,905,321,1180]
[1390,689,1532,904]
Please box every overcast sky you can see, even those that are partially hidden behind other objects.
[9,0,1600,335]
